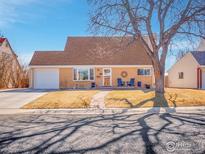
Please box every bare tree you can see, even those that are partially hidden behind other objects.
[88,0,205,96]
[0,52,14,88]
[0,52,29,89]
[16,62,29,88]
[176,50,189,61]
[9,58,29,88]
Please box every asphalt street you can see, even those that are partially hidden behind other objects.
[0,112,204,154]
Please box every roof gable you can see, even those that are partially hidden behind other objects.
[167,52,198,73]
[0,38,17,57]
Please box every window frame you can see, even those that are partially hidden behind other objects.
[103,68,112,77]
[137,68,151,76]
[73,67,95,81]
[178,72,184,79]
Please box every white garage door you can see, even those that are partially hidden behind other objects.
[202,71,205,90]
[34,69,59,89]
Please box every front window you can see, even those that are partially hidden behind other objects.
[137,69,151,76]
[73,68,94,81]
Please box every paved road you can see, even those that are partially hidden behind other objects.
[0,89,47,108]
[0,112,204,154]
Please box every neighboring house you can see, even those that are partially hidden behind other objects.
[29,36,155,89]
[0,37,21,88]
[168,51,205,89]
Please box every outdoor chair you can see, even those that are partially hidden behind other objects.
[117,78,124,87]
[127,78,135,87]
[91,82,96,88]
[137,81,142,87]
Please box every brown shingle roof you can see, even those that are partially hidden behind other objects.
[30,36,152,66]
[30,51,68,65]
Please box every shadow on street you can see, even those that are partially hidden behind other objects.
[0,112,204,153]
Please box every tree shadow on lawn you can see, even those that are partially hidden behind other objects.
[108,92,178,113]
[0,111,204,154]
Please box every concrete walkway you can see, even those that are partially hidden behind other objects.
[90,91,110,108]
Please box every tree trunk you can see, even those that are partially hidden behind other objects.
[155,73,165,94]
[153,64,168,107]
[153,45,167,97]
[154,65,165,96]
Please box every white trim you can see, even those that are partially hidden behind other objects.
[103,68,112,86]
[200,65,205,68]
[29,65,153,68]
[72,67,95,81]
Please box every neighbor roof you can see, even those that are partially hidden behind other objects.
[30,36,152,66]
[191,51,205,65]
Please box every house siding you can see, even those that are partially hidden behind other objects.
[59,67,153,89]
[29,68,33,88]
[112,67,153,88]
[168,53,199,88]
[59,68,95,88]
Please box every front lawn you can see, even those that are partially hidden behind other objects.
[22,90,98,109]
[105,88,205,108]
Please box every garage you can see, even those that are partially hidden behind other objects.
[202,71,205,90]
[34,68,59,89]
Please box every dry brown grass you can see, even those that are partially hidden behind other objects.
[105,88,205,108]
[22,90,98,109]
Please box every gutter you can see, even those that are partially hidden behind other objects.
[29,65,154,69]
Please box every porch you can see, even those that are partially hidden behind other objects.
[66,67,154,89]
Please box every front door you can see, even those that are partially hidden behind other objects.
[103,68,112,86]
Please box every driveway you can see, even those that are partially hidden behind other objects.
[0,89,47,108]
[0,112,204,153]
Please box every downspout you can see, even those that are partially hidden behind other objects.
[200,68,202,89]
[197,67,202,89]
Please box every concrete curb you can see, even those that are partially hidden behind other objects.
[0,106,204,115]
[0,88,28,92]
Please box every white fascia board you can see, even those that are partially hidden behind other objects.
[29,65,153,69]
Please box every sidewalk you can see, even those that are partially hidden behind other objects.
[90,91,110,108]
[0,106,204,115]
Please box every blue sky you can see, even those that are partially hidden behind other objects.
[1,0,90,63]
[0,0,187,70]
